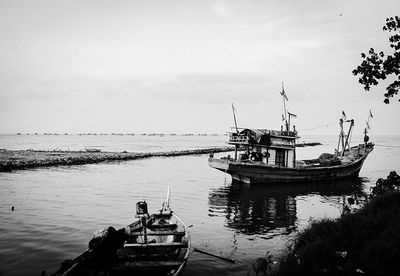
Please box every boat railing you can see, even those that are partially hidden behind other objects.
[229,134,249,144]
[258,129,297,137]
[270,142,295,148]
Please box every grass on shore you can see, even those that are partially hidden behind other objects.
[276,190,400,276]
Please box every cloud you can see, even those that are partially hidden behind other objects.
[171,73,274,104]
[93,73,276,105]
[211,0,232,18]
[1,77,103,100]
[2,73,275,105]
[210,0,340,42]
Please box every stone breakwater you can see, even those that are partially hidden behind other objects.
[295,142,322,147]
[0,147,234,172]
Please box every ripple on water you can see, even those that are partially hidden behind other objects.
[1,135,399,275]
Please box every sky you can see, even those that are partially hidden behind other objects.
[0,0,399,135]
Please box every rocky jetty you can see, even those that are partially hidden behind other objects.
[295,142,322,147]
[0,147,234,172]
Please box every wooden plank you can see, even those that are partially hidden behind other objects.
[111,260,183,270]
[124,242,188,248]
[148,223,178,229]
[194,248,235,263]
[127,231,186,236]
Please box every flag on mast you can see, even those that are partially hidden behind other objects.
[232,103,236,112]
[342,111,347,121]
[369,110,373,118]
[280,82,288,101]
[280,88,288,101]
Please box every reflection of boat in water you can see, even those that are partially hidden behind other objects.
[52,194,190,276]
[209,88,374,184]
[208,178,365,236]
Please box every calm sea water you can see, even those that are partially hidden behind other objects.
[0,134,399,275]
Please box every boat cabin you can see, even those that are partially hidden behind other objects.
[229,128,298,168]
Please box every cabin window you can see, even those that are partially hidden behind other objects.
[275,149,286,167]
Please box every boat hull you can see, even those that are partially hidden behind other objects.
[209,144,374,184]
[53,211,190,276]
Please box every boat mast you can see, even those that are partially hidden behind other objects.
[337,120,343,153]
[166,186,170,207]
[281,83,289,133]
[363,110,373,151]
[337,111,346,154]
[231,103,239,160]
[337,111,354,156]
[231,103,239,134]
[364,110,373,140]
[342,119,354,156]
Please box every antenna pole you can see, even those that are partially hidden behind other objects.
[166,186,170,206]
[281,83,288,132]
[232,104,239,134]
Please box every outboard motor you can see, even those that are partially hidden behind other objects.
[136,201,148,217]
[136,201,149,243]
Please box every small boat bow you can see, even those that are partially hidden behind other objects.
[51,198,190,276]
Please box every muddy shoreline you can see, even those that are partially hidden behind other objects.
[0,147,234,172]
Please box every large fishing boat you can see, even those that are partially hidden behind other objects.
[208,87,374,184]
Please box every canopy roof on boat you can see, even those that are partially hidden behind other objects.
[238,128,297,140]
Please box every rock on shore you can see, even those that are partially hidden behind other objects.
[0,147,234,172]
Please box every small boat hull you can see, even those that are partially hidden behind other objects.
[52,207,190,276]
[209,143,374,184]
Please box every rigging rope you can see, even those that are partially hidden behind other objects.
[298,121,337,132]
[348,126,353,148]
[374,144,400,148]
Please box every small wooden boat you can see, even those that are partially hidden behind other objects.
[52,194,190,276]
